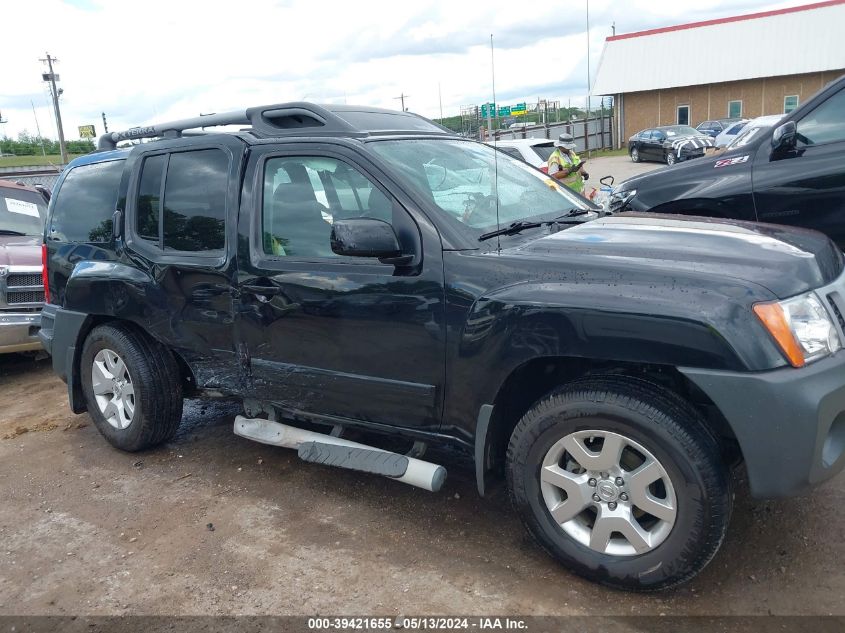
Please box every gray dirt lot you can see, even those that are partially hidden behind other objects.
[0,353,843,616]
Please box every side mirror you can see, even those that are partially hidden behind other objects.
[772,121,797,152]
[330,218,404,261]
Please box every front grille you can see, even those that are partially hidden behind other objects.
[7,273,42,288]
[828,293,845,332]
[6,290,45,305]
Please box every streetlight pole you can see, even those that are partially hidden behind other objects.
[40,52,68,165]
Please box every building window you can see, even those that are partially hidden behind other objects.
[677,105,690,126]
[784,95,799,113]
[728,100,742,118]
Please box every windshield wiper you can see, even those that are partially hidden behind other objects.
[478,221,543,241]
[477,209,591,242]
[0,230,28,236]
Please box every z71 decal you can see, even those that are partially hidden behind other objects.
[714,155,750,168]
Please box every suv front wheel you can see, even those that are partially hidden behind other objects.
[507,376,731,591]
[80,323,184,451]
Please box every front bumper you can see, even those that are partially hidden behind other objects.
[0,311,42,353]
[682,352,845,498]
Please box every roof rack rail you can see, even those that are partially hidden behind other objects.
[97,102,364,150]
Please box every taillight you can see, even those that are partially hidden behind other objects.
[41,243,50,304]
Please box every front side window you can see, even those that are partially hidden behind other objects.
[728,101,742,118]
[262,156,395,258]
[797,89,845,145]
[50,160,124,242]
[784,95,799,114]
[369,139,587,235]
[133,148,228,252]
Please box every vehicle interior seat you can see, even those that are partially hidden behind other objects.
[271,163,334,257]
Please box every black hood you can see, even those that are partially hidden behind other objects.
[512,214,843,299]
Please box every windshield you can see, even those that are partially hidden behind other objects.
[664,126,700,137]
[0,187,46,236]
[529,143,556,161]
[726,124,772,149]
[369,139,586,234]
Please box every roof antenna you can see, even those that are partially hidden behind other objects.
[490,33,501,253]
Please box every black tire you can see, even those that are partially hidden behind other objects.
[80,323,183,452]
[630,147,640,163]
[507,375,731,591]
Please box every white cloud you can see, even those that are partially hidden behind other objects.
[0,0,812,140]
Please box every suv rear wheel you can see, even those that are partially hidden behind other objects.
[507,376,731,591]
[80,323,183,451]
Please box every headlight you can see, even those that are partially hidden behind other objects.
[754,292,841,367]
[609,188,637,211]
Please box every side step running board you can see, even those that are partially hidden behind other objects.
[234,415,447,492]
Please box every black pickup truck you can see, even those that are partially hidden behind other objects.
[610,74,845,248]
[38,103,845,591]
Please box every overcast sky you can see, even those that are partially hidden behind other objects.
[0,0,814,140]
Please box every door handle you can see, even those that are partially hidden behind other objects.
[242,284,283,297]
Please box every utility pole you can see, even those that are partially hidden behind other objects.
[585,0,591,157]
[102,112,109,134]
[393,92,410,112]
[40,52,68,164]
[438,83,443,122]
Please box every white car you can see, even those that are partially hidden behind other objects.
[724,114,784,150]
[488,138,556,172]
[713,119,750,148]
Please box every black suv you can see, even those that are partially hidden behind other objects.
[611,74,845,248]
[39,103,845,591]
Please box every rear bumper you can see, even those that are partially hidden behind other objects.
[0,311,42,353]
[681,352,845,498]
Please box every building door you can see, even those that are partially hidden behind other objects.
[677,105,690,126]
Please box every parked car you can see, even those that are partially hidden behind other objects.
[628,126,715,165]
[696,118,743,138]
[713,118,749,148]
[0,179,47,354]
[610,74,845,248]
[722,114,784,150]
[39,102,845,592]
[490,138,556,172]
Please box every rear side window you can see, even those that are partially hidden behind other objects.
[137,154,165,242]
[132,148,228,253]
[50,160,124,242]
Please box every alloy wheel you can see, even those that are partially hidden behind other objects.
[91,348,136,429]
[540,429,677,556]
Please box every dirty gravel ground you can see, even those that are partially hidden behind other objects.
[1,354,843,616]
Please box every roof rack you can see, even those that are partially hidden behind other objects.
[97,102,450,150]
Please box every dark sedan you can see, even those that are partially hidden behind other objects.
[628,125,715,165]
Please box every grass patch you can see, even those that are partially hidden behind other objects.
[0,154,88,168]
[583,147,629,158]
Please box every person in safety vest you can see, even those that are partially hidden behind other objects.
[547,133,588,193]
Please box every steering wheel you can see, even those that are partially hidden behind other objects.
[461,193,498,225]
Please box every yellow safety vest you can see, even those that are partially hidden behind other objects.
[548,148,583,193]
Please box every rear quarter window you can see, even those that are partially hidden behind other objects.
[50,160,124,242]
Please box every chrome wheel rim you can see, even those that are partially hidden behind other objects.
[540,429,677,557]
[91,349,136,429]
[631,148,638,161]
[667,152,676,165]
